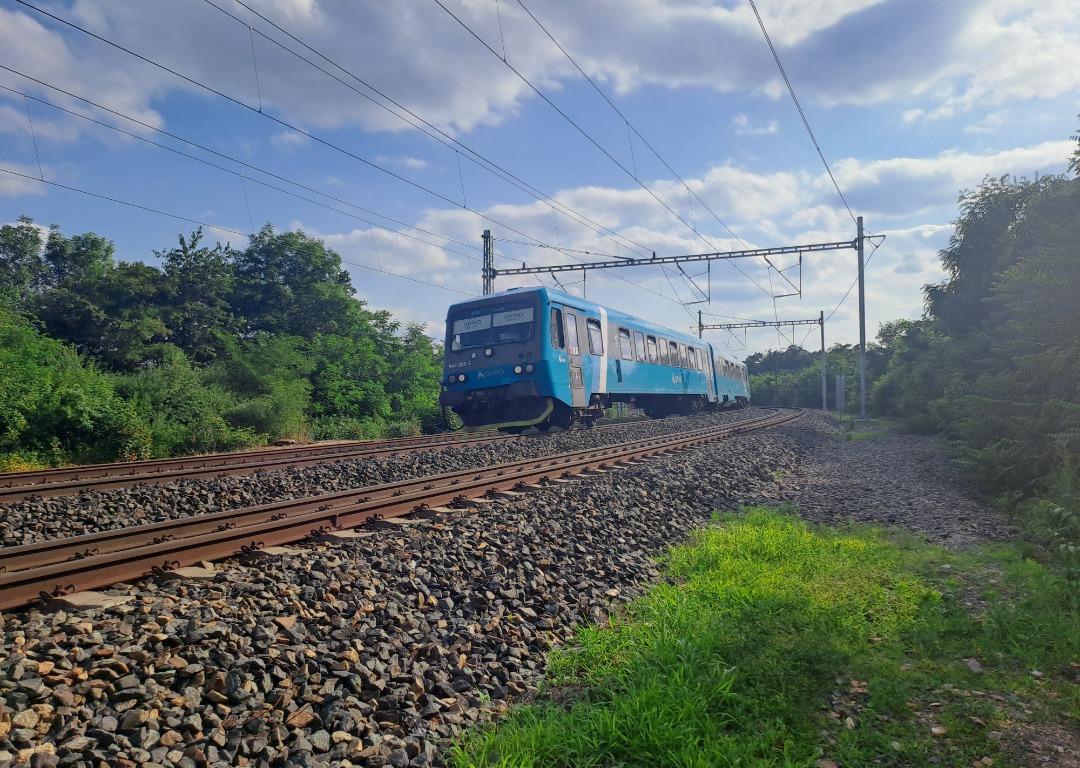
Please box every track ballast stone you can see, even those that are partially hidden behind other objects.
[0,411,756,549]
[0,411,1007,767]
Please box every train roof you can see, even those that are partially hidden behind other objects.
[446,286,745,366]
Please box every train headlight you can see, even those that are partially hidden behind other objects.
[484,347,493,357]
[457,373,467,383]
[525,364,534,373]
[513,364,523,374]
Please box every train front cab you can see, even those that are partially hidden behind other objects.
[440,289,591,430]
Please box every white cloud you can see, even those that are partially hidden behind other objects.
[375,155,431,170]
[0,162,49,196]
[317,224,460,276]
[6,0,1078,150]
[270,131,309,150]
[733,113,779,136]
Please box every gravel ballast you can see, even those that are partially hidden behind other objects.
[0,411,1009,767]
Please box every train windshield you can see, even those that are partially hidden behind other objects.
[449,299,536,350]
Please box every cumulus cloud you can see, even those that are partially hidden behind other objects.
[733,114,779,136]
[0,163,49,197]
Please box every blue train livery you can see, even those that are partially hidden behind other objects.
[439,287,749,431]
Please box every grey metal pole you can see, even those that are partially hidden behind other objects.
[820,310,826,411]
[857,216,867,418]
[482,230,493,295]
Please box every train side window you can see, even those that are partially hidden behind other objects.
[619,328,634,361]
[550,308,565,350]
[646,336,658,363]
[565,312,580,356]
[679,344,688,367]
[633,331,646,361]
[587,318,604,354]
[658,339,668,365]
[668,341,678,366]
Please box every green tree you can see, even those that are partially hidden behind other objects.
[231,225,355,339]
[0,216,47,308]
[159,229,239,364]
[0,306,150,464]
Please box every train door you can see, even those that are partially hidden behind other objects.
[681,343,691,394]
[563,309,586,408]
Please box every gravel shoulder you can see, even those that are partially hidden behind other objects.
[781,418,1011,549]
[0,411,1027,768]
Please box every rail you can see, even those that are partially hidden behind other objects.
[0,409,802,612]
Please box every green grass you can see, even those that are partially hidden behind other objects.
[448,507,1080,768]
[832,430,880,442]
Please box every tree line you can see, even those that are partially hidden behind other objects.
[750,124,1080,572]
[0,222,446,467]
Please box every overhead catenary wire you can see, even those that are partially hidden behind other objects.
[0,168,475,299]
[9,0,626,272]
[506,0,782,297]
[2,71,684,311]
[747,0,857,226]
[434,0,798,340]
[0,77,481,262]
[203,0,655,263]
[10,0,701,312]
[431,0,778,301]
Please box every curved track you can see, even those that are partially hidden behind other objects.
[0,431,512,503]
[0,409,802,612]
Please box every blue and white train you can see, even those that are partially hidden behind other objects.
[439,287,749,431]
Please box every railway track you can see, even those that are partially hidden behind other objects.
[0,430,513,503]
[0,409,802,612]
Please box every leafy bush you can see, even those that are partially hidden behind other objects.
[114,347,259,457]
[309,415,383,441]
[1,310,150,464]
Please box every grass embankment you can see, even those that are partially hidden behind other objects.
[449,508,1080,767]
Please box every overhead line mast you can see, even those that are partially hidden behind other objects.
[698,312,827,411]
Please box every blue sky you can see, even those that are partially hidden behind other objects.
[2,0,1077,360]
